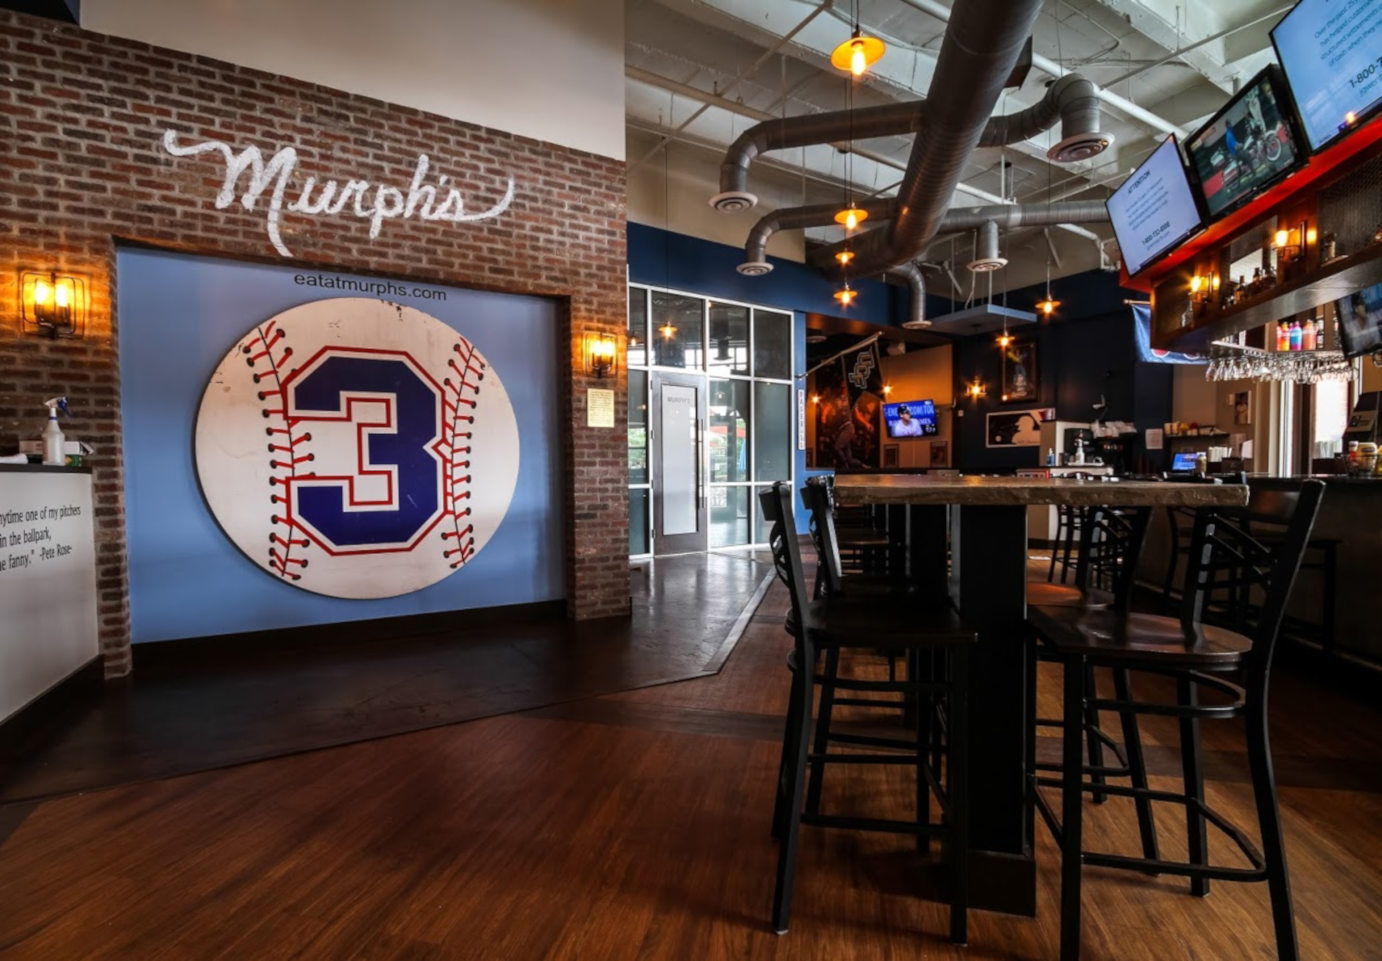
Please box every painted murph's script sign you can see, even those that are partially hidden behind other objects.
[161,131,515,257]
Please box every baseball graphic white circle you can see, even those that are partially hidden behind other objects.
[195,297,519,599]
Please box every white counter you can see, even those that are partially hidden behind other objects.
[0,467,99,724]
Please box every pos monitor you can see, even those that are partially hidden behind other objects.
[1105,135,1203,277]
[1272,0,1382,152]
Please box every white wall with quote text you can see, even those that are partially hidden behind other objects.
[81,0,626,160]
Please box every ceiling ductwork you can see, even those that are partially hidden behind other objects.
[739,198,896,274]
[967,220,1007,272]
[709,68,1108,212]
[803,200,1109,270]
[806,0,1046,278]
[889,261,929,329]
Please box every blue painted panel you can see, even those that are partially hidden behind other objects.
[117,247,563,643]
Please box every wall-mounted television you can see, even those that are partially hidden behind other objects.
[1272,0,1382,153]
[1184,66,1306,220]
[883,399,937,438]
[1337,283,1382,359]
[1105,135,1203,276]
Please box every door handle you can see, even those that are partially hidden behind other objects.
[696,416,705,504]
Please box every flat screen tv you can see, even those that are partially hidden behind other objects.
[1337,283,1382,359]
[1184,66,1306,220]
[1272,0,1382,153]
[1105,135,1203,276]
[883,399,937,438]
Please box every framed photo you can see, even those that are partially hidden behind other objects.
[986,408,1053,448]
[883,444,900,468]
[929,440,949,467]
[1001,341,1038,403]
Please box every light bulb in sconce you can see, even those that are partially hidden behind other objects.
[34,279,52,307]
[1274,228,1290,249]
[810,394,821,404]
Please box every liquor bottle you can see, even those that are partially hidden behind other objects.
[1315,316,1326,348]
[1252,267,1262,292]
[1289,320,1302,351]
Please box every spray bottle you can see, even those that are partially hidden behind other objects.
[42,397,68,466]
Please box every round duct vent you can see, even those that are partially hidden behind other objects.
[736,260,773,276]
[967,255,1008,273]
[709,190,758,212]
[1047,131,1113,164]
[900,319,933,329]
[806,332,828,344]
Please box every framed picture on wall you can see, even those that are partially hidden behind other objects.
[929,440,949,467]
[1001,341,1038,403]
[986,408,1053,447]
[883,444,900,467]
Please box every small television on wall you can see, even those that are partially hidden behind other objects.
[1105,135,1204,277]
[883,399,937,438]
[1336,283,1382,359]
[1272,0,1382,153]
[1184,66,1306,221]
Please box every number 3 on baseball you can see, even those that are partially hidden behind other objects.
[196,297,520,599]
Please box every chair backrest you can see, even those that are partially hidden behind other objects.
[1179,480,1325,678]
[759,482,812,635]
[1072,505,1152,611]
[801,479,844,599]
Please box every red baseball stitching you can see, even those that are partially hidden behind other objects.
[242,320,311,581]
[441,338,483,569]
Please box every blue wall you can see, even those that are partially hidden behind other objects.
[118,248,564,643]
[628,223,950,530]
[950,270,1171,472]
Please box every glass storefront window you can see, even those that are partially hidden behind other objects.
[753,381,792,482]
[709,379,750,484]
[629,369,648,484]
[651,291,704,369]
[710,486,750,548]
[753,309,792,380]
[627,288,647,368]
[707,303,750,376]
[630,488,650,555]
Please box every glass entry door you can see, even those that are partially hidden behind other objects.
[652,370,707,555]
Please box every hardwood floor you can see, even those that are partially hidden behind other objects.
[1,577,1379,959]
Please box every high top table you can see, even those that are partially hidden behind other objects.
[831,475,1249,915]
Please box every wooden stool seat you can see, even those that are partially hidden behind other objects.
[1029,607,1252,669]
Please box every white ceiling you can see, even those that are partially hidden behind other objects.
[625,0,1294,292]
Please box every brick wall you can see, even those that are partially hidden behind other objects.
[0,10,631,677]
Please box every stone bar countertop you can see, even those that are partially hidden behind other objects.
[833,474,1249,508]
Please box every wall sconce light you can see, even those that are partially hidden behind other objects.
[810,394,821,404]
[1274,220,1307,264]
[882,383,893,396]
[965,378,986,401]
[20,270,87,339]
[585,332,617,379]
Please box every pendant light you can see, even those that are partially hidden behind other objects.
[830,1,885,78]
[833,71,861,307]
[834,282,857,308]
[1035,260,1061,317]
[658,122,677,342]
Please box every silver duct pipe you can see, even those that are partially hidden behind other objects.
[977,75,1111,161]
[710,102,926,212]
[738,198,896,274]
[844,0,1046,277]
[887,262,929,328]
[804,200,1109,269]
[969,220,1007,272]
[710,71,1108,211]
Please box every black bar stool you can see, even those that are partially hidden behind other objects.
[1028,480,1325,961]
[759,482,974,944]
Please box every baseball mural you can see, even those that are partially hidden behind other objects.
[195,297,519,599]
